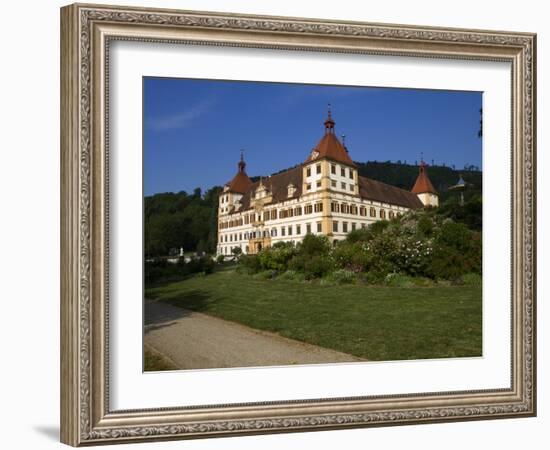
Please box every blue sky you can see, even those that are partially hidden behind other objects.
[143,77,482,196]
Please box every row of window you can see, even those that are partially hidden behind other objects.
[333,221,367,233]
[330,203,398,219]
[305,163,355,179]
[220,222,324,243]
[220,204,400,230]
[306,180,355,192]
[219,246,248,255]
[219,203,324,229]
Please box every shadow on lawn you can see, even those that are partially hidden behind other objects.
[144,290,212,333]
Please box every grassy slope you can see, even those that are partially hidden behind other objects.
[144,347,178,371]
[146,269,482,361]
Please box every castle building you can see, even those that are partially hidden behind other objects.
[217,110,438,256]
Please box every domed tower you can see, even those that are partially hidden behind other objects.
[219,151,253,216]
[303,105,358,196]
[411,160,439,207]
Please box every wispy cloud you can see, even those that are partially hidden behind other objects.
[146,98,216,131]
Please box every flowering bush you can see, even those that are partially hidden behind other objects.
[237,210,481,282]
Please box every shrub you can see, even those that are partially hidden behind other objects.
[253,270,277,280]
[288,254,306,273]
[279,270,305,282]
[258,242,297,271]
[326,269,356,285]
[332,242,371,273]
[144,259,183,285]
[298,234,331,258]
[303,255,333,279]
[428,222,482,280]
[417,214,434,236]
[185,256,215,275]
[238,254,262,274]
[216,254,225,264]
[384,273,414,287]
[368,220,390,235]
[231,246,243,259]
[462,273,482,286]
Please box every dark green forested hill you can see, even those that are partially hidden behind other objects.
[355,161,482,202]
[144,162,482,256]
[144,186,222,257]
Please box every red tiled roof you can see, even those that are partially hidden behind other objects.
[359,176,424,209]
[411,163,437,194]
[239,166,303,210]
[227,171,253,194]
[226,154,253,194]
[304,132,356,167]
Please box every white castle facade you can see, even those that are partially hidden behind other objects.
[217,111,438,256]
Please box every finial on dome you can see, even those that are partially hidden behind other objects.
[238,150,246,172]
[324,103,335,134]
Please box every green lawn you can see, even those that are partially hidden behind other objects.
[146,268,482,361]
[144,346,177,371]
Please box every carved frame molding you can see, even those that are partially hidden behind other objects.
[61,3,536,446]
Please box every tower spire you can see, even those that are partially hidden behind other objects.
[324,103,335,134]
[238,149,246,172]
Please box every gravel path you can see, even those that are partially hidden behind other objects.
[144,300,364,370]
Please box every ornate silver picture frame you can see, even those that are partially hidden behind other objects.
[60,3,536,446]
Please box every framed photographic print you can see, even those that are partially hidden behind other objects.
[60,3,536,446]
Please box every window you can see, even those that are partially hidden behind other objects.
[306,167,311,177]
[306,183,312,191]
[287,184,296,197]
[341,167,345,176]
[351,222,356,231]
[317,222,322,233]
[239,233,242,240]
[389,211,395,219]
[306,223,312,234]
[295,206,302,216]
[271,209,277,220]
[245,245,249,253]
[341,203,349,214]
[360,207,366,216]
[341,182,346,189]
[281,227,286,236]
[331,202,339,213]
[316,164,321,174]
[343,222,348,233]
[314,202,323,213]
[279,209,286,219]
[370,207,376,217]
[288,208,294,217]
[296,225,301,235]
[331,179,337,188]
[244,232,248,240]
[288,226,293,236]
[264,211,270,221]
[305,204,313,214]
[271,228,277,237]
[349,168,353,179]
[316,180,322,188]
[331,164,336,174]
[333,221,339,232]
[230,234,233,242]
[361,223,366,229]
[349,184,354,191]
[380,209,386,219]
